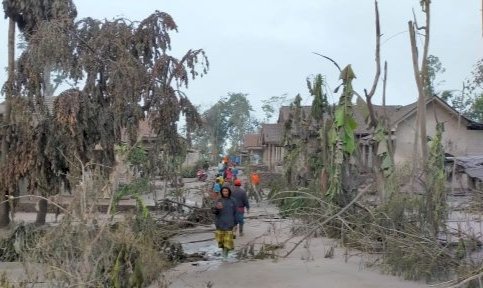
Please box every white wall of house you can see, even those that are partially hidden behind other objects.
[263,144,284,169]
[393,101,483,165]
[182,151,201,168]
[249,150,262,164]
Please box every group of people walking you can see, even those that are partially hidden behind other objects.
[210,158,250,260]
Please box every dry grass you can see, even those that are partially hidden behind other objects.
[0,171,178,288]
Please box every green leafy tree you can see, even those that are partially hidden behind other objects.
[199,100,230,160]
[425,55,445,96]
[440,59,483,123]
[225,93,257,154]
[308,74,328,121]
[261,93,290,122]
[469,93,483,122]
[470,59,483,90]
[193,93,257,160]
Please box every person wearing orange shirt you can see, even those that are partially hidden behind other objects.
[250,171,261,202]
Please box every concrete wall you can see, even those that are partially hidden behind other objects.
[182,151,201,168]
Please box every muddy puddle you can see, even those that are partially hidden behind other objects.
[172,228,240,271]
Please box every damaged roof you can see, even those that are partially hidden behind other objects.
[448,156,483,181]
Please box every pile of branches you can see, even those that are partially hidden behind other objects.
[0,171,190,288]
[268,173,482,286]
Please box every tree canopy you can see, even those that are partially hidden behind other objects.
[0,2,208,226]
[192,93,257,160]
[440,59,483,122]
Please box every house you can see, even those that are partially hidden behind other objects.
[120,118,200,168]
[244,96,483,183]
[241,106,314,171]
[241,124,284,170]
[360,96,483,165]
[242,133,263,165]
[260,123,284,170]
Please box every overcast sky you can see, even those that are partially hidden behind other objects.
[0,0,481,119]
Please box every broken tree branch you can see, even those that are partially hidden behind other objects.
[312,52,342,73]
[157,198,208,210]
[282,185,370,258]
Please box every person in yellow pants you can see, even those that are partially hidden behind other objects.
[212,186,238,260]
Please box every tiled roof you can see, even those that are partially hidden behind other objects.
[261,123,283,145]
[243,133,261,148]
[278,105,312,124]
[275,98,421,135]
[352,102,417,134]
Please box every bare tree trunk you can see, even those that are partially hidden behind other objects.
[410,1,436,237]
[419,2,430,163]
[409,20,423,178]
[382,61,394,161]
[186,125,192,148]
[382,61,387,108]
[364,0,382,129]
[411,93,421,176]
[35,198,48,225]
[0,18,15,227]
[451,83,465,195]
[409,0,431,181]
[363,0,386,201]
[211,134,218,162]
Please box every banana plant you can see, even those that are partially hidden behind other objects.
[326,65,358,203]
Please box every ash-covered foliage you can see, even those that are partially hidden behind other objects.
[1,5,208,205]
